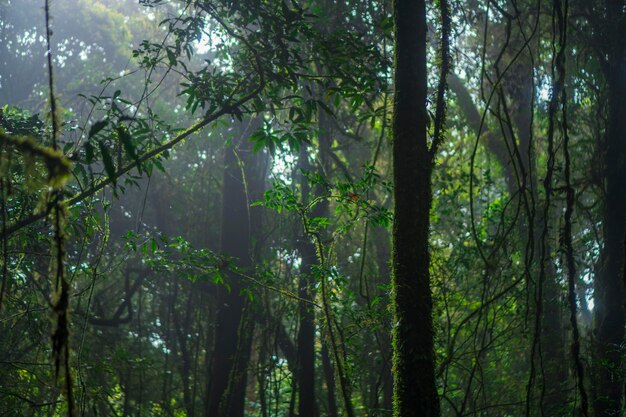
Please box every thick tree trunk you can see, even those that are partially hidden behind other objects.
[593,4,626,413]
[391,1,439,416]
[206,120,262,417]
[296,233,318,417]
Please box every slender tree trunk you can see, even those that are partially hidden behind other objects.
[295,176,320,417]
[218,301,257,417]
[321,342,339,417]
[295,108,331,417]
[541,262,569,415]
[173,284,195,417]
[391,1,439,416]
[373,225,394,416]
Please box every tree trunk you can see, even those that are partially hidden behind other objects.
[173,283,195,417]
[373,225,394,416]
[391,1,439,416]
[295,107,331,417]
[321,342,339,417]
[296,235,318,417]
[206,119,262,417]
[593,3,626,414]
[218,301,257,417]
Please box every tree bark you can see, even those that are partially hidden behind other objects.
[391,1,439,416]
[374,224,393,416]
[321,342,339,417]
[206,119,262,417]
[593,2,626,414]
[218,301,256,417]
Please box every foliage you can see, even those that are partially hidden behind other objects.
[0,0,621,416]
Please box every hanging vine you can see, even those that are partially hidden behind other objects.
[556,0,590,414]
[526,0,559,413]
[44,0,75,415]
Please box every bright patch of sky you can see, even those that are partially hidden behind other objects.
[271,148,297,185]
[538,80,551,102]
[276,248,302,270]
[192,23,235,70]
[193,30,215,55]
[582,269,596,312]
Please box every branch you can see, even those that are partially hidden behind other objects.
[86,269,146,327]
[0,389,60,408]
[430,0,452,158]
[1,14,266,240]
[448,73,516,189]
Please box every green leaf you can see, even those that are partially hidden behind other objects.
[88,120,108,139]
[85,142,94,163]
[98,142,116,185]
[117,126,140,171]
[166,49,177,66]
[153,158,166,173]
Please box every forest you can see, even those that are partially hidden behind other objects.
[1,0,625,416]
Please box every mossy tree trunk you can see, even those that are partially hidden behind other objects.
[390,1,440,416]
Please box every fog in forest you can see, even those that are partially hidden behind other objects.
[1,1,625,416]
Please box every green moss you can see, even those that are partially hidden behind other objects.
[0,131,72,188]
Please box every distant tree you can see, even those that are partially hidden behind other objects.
[586,1,626,415]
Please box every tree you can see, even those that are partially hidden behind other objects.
[588,1,626,415]
[390,0,441,416]
[206,119,265,417]
[4,0,626,416]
